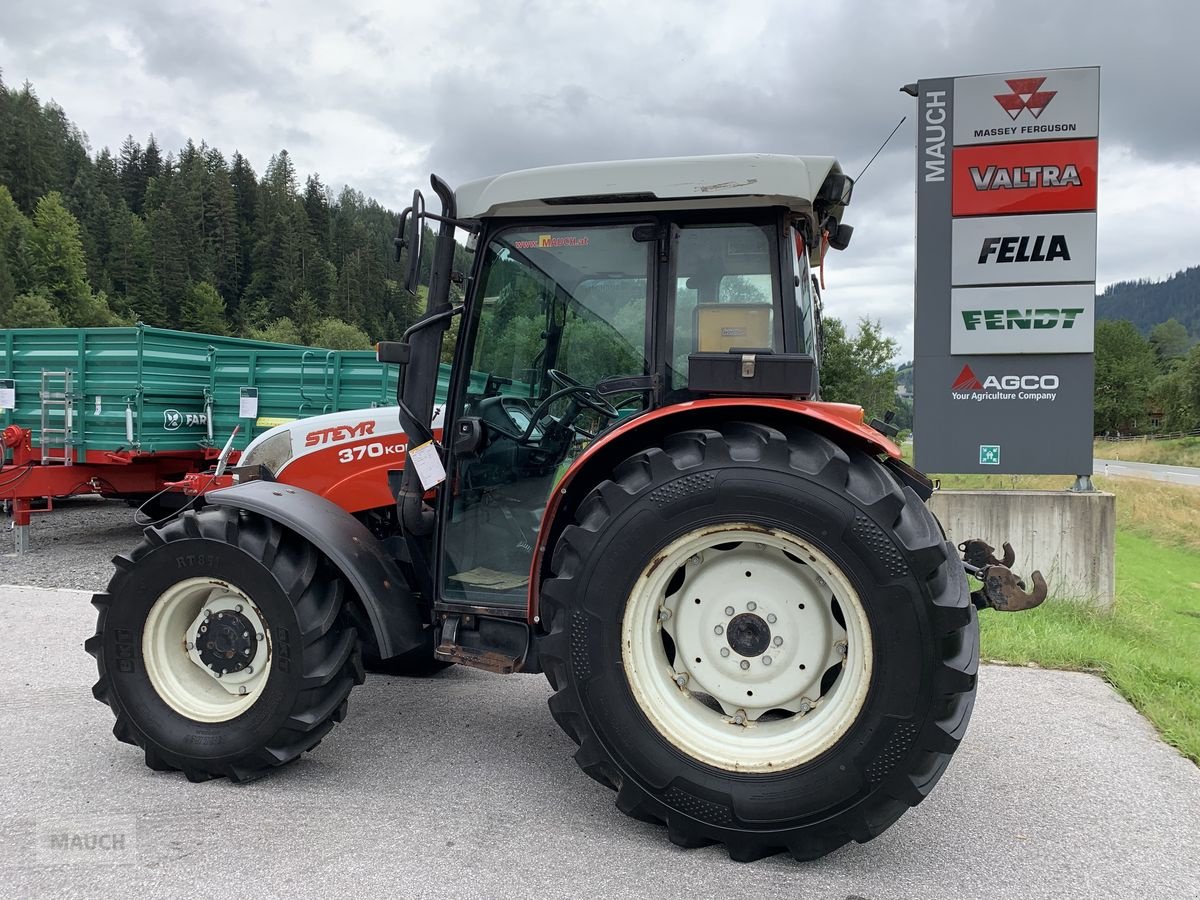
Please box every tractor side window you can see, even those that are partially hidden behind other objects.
[441,224,653,609]
[669,223,778,387]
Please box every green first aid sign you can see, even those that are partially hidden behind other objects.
[979,445,1001,465]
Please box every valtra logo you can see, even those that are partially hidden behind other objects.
[994,77,1056,120]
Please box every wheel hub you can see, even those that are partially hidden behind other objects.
[196,609,258,675]
[726,612,770,657]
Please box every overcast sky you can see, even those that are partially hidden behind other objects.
[3,0,1197,359]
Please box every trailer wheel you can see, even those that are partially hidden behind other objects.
[538,421,977,861]
[86,508,364,782]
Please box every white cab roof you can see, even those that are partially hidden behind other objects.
[455,154,842,219]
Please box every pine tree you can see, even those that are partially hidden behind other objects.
[28,192,94,325]
[303,174,330,252]
[118,135,146,214]
[143,135,162,185]
[180,280,228,335]
[5,290,63,327]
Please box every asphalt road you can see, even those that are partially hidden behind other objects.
[1094,457,1200,486]
[1,584,1197,900]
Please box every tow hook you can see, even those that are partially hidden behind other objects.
[960,539,1048,612]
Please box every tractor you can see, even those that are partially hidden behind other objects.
[87,154,1044,861]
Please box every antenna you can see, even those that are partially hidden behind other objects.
[854,116,907,184]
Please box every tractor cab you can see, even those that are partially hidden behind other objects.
[391,156,855,617]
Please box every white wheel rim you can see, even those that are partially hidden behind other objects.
[621,524,873,772]
[142,577,273,723]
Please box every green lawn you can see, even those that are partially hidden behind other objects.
[977,530,1200,763]
[1093,435,1200,468]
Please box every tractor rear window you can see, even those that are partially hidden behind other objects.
[669,223,779,387]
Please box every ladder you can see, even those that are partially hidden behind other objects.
[39,369,76,465]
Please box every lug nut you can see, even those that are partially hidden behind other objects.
[798,699,813,714]
[713,625,724,635]
[762,656,772,666]
[720,647,730,657]
[199,625,207,633]
[235,604,243,613]
[673,673,688,687]
[773,636,783,647]
[747,601,757,611]
[215,671,223,679]
[242,631,249,638]
[245,666,253,675]
[836,640,848,659]
[658,608,672,622]
[256,632,264,641]
[766,613,777,624]
[243,648,251,656]
[739,660,750,671]
[724,606,735,617]
[732,710,747,725]
[185,641,194,651]
[203,609,211,619]
[238,686,248,696]
[689,554,702,565]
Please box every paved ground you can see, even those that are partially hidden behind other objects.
[1,585,1197,899]
[1094,456,1200,486]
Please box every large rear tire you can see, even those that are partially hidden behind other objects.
[86,508,364,782]
[538,421,977,861]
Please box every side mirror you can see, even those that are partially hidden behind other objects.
[394,189,425,294]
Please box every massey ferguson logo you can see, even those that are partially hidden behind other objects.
[994,77,1056,120]
[305,420,376,447]
[951,365,1059,401]
[969,164,1082,191]
[978,234,1070,264]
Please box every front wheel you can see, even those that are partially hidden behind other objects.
[538,421,977,861]
[86,508,364,782]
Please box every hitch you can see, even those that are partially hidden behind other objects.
[960,539,1047,612]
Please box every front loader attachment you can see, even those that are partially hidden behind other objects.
[959,539,1048,612]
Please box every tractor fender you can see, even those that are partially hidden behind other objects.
[526,398,901,623]
[205,479,426,660]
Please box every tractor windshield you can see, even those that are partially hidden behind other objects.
[441,223,653,608]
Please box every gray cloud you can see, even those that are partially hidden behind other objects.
[2,0,1198,359]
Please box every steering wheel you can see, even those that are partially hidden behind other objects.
[547,369,619,419]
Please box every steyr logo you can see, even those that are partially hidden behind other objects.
[304,420,376,447]
[994,76,1056,120]
[961,308,1084,331]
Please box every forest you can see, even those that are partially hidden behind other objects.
[5,74,1195,433]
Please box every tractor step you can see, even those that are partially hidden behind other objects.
[960,539,1048,612]
[433,613,530,674]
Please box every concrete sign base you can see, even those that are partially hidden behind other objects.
[928,489,1115,610]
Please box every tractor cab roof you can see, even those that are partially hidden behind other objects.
[454,153,850,221]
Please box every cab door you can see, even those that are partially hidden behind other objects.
[437,222,654,612]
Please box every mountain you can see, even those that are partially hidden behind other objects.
[1096,266,1200,338]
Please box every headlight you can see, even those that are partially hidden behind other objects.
[237,429,293,478]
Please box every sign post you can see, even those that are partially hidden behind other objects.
[912,67,1100,475]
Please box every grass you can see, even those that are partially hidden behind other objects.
[908,448,1200,761]
[1094,435,1200,468]
[978,532,1200,763]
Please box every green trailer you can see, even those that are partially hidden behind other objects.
[0,324,401,551]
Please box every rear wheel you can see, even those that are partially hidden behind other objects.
[86,508,364,782]
[538,421,977,861]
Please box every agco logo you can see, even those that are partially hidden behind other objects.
[163,409,207,431]
[951,365,1059,401]
[994,77,1056,120]
[304,420,376,447]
